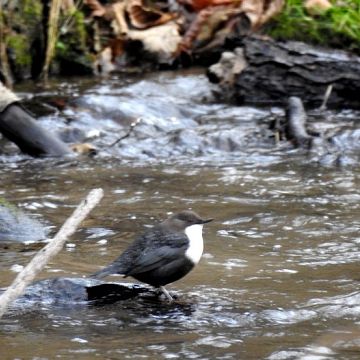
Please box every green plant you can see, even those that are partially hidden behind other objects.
[7,34,31,66]
[266,0,360,52]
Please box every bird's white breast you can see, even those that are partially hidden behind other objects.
[184,224,204,264]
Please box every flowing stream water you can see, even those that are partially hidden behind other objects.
[0,69,359,359]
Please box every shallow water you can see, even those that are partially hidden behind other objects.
[0,70,360,359]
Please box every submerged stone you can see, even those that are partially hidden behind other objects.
[10,277,152,308]
[0,200,47,242]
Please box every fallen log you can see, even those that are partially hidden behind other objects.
[207,36,360,109]
[282,96,345,165]
[285,96,313,147]
[0,82,71,157]
[0,104,72,157]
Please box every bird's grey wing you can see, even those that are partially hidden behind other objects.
[125,244,187,277]
[92,229,188,278]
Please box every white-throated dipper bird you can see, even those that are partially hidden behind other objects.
[92,210,213,301]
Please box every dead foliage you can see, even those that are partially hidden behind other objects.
[83,0,284,72]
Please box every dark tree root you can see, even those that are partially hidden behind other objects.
[285,96,313,148]
[0,103,71,157]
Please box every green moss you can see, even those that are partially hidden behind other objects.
[58,9,88,54]
[10,0,43,31]
[266,0,360,52]
[54,9,93,74]
[7,34,31,66]
[72,10,87,49]
[22,0,42,21]
[5,0,43,66]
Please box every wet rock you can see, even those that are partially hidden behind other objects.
[209,128,245,152]
[9,277,152,308]
[58,127,87,143]
[0,199,47,243]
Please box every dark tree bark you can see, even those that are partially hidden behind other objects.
[208,36,360,109]
[0,104,71,157]
[285,96,313,147]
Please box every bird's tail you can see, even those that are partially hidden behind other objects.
[91,267,113,279]
[91,263,125,279]
[91,265,116,279]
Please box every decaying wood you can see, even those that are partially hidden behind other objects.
[282,96,345,165]
[0,188,104,319]
[285,97,313,147]
[0,103,71,157]
[208,36,360,109]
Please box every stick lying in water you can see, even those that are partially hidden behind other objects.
[109,118,142,147]
[285,97,313,148]
[0,188,104,319]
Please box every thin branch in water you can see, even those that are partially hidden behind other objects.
[320,84,333,111]
[109,118,142,147]
[0,188,104,319]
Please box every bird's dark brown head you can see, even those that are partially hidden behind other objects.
[162,210,213,231]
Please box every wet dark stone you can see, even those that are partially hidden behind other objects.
[11,277,152,308]
[0,201,47,242]
[58,127,87,143]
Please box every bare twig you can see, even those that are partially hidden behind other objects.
[319,84,333,111]
[109,117,141,147]
[0,188,104,319]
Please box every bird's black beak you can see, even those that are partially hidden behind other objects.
[200,218,213,224]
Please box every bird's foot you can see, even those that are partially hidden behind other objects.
[158,286,174,302]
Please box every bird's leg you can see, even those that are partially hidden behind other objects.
[159,286,173,302]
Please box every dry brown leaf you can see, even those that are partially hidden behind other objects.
[178,0,239,12]
[178,0,283,27]
[111,2,129,35]
[178,0,284,53]
[84,0,107,17]
[127,0,177,29]
[196,7,242,42]
[239,0,284,28]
